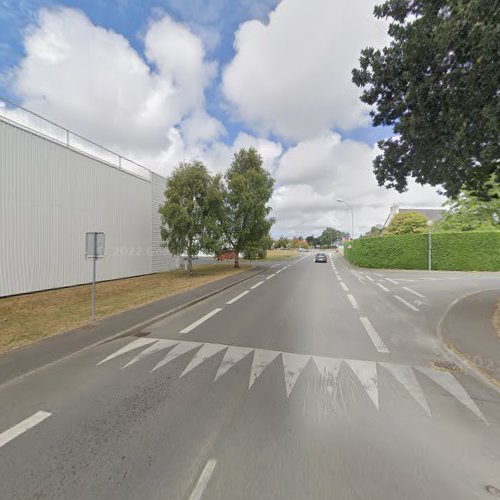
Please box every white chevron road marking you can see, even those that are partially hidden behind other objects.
[381,363,431,416]
[152,341,202,372]
[97,337,157,365]
[98,338,488,423]
[123,339,179,368]
[249,349,281,388]
[346,360,379,409]
[180,343,227,377]
[214,346,254,381]
[313,356,342,380]
[417,367,488,423]
[282,352,310,397]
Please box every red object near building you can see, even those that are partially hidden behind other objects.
[215,250,237,261]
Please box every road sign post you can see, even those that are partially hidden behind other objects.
[427,220,433,271]
[86,232,105,321]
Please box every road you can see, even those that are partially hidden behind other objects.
[1,253,499,499]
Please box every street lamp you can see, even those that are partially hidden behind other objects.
[427,220,433,271]
[337,200,354,241]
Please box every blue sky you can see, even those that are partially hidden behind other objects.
[0,0,443,236]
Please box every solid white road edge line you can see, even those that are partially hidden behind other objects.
[250,281,264,289]
[0,411,52,448]
[402,286,425,298]
[360,317,390,353]
[180,308,223,334]
[376,283,390,292]
[340,282,348,291]
[188,459,217,500]
[394,295,420,312]
[347,294,359,309]
[226,291,249,305]
[266,274,276,280]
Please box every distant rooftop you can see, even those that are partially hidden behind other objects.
[384,204,446,226]
[398,208,445,222]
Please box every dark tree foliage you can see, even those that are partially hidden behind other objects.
[352,0,499,199]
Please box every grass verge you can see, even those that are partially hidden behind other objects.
[0,263,250,354]
[264,249,301,261]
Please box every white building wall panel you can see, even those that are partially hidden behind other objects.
[1,120,155,296]
[151,172,179,272]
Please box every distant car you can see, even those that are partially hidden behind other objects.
[315,252,327,263]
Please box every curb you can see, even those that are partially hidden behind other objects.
[0,266,267,390]
[100,265,267,344]
[436,288,500,395]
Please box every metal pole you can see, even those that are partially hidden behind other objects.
[428,224,432,271]
[92,235,97,321]
[351,208,354,240]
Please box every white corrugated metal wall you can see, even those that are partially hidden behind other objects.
[0,119,176,297]
[151,172,179,272]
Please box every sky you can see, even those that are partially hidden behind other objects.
[0,0,445,238]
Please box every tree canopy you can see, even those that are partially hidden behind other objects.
[435,186,500,231]
[362,225,384,238]
[385,211,428,235]
[222,147,275,267]
[159,161,223,274]
[352,0,499,199]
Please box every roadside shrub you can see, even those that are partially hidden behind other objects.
[344,232,500,271]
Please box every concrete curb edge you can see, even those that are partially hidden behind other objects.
[436,288,500,395]
[100,266,267,344]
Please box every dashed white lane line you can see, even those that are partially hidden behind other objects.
[347,294,359,310]
[385,278,398,285]
[374,273,383,277]
[376,283,390,292]
[365,275,374,282]
[360,317,389,353]
[336,275,343,281]
[340,282,348,292]
[226,290,249,305]
[0,411,52,449]
[402,286,425,298]
[266,273,276,280]
[188,459,217,500]
[180,308,223,334]
[250,281,264,289]
[394,295,420,312]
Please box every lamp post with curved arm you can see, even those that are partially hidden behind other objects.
[337,199,354,241]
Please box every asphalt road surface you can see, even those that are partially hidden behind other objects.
[1,253,499,499]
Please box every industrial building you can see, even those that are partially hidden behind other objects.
[0,98,179,297]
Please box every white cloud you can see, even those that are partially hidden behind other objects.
[203,132,283,174]
[270,132,445,237]
[222,0,388,141]
[5,4,445,238]
[11,7,220,160]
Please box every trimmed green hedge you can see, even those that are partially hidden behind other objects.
[344,231,500,271]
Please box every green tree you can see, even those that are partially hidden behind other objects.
[319,227,342,247]
[276,236,290,248]
[159,161,223,275]
[305,235,317,246]
[385,212,428,235]
[363,225,384,238]
[352,0,499,199]
[435,188,500,232]
[221,147,275,268]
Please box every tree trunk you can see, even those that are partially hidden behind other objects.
[187,256,193,275]
[234,252,239,268]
